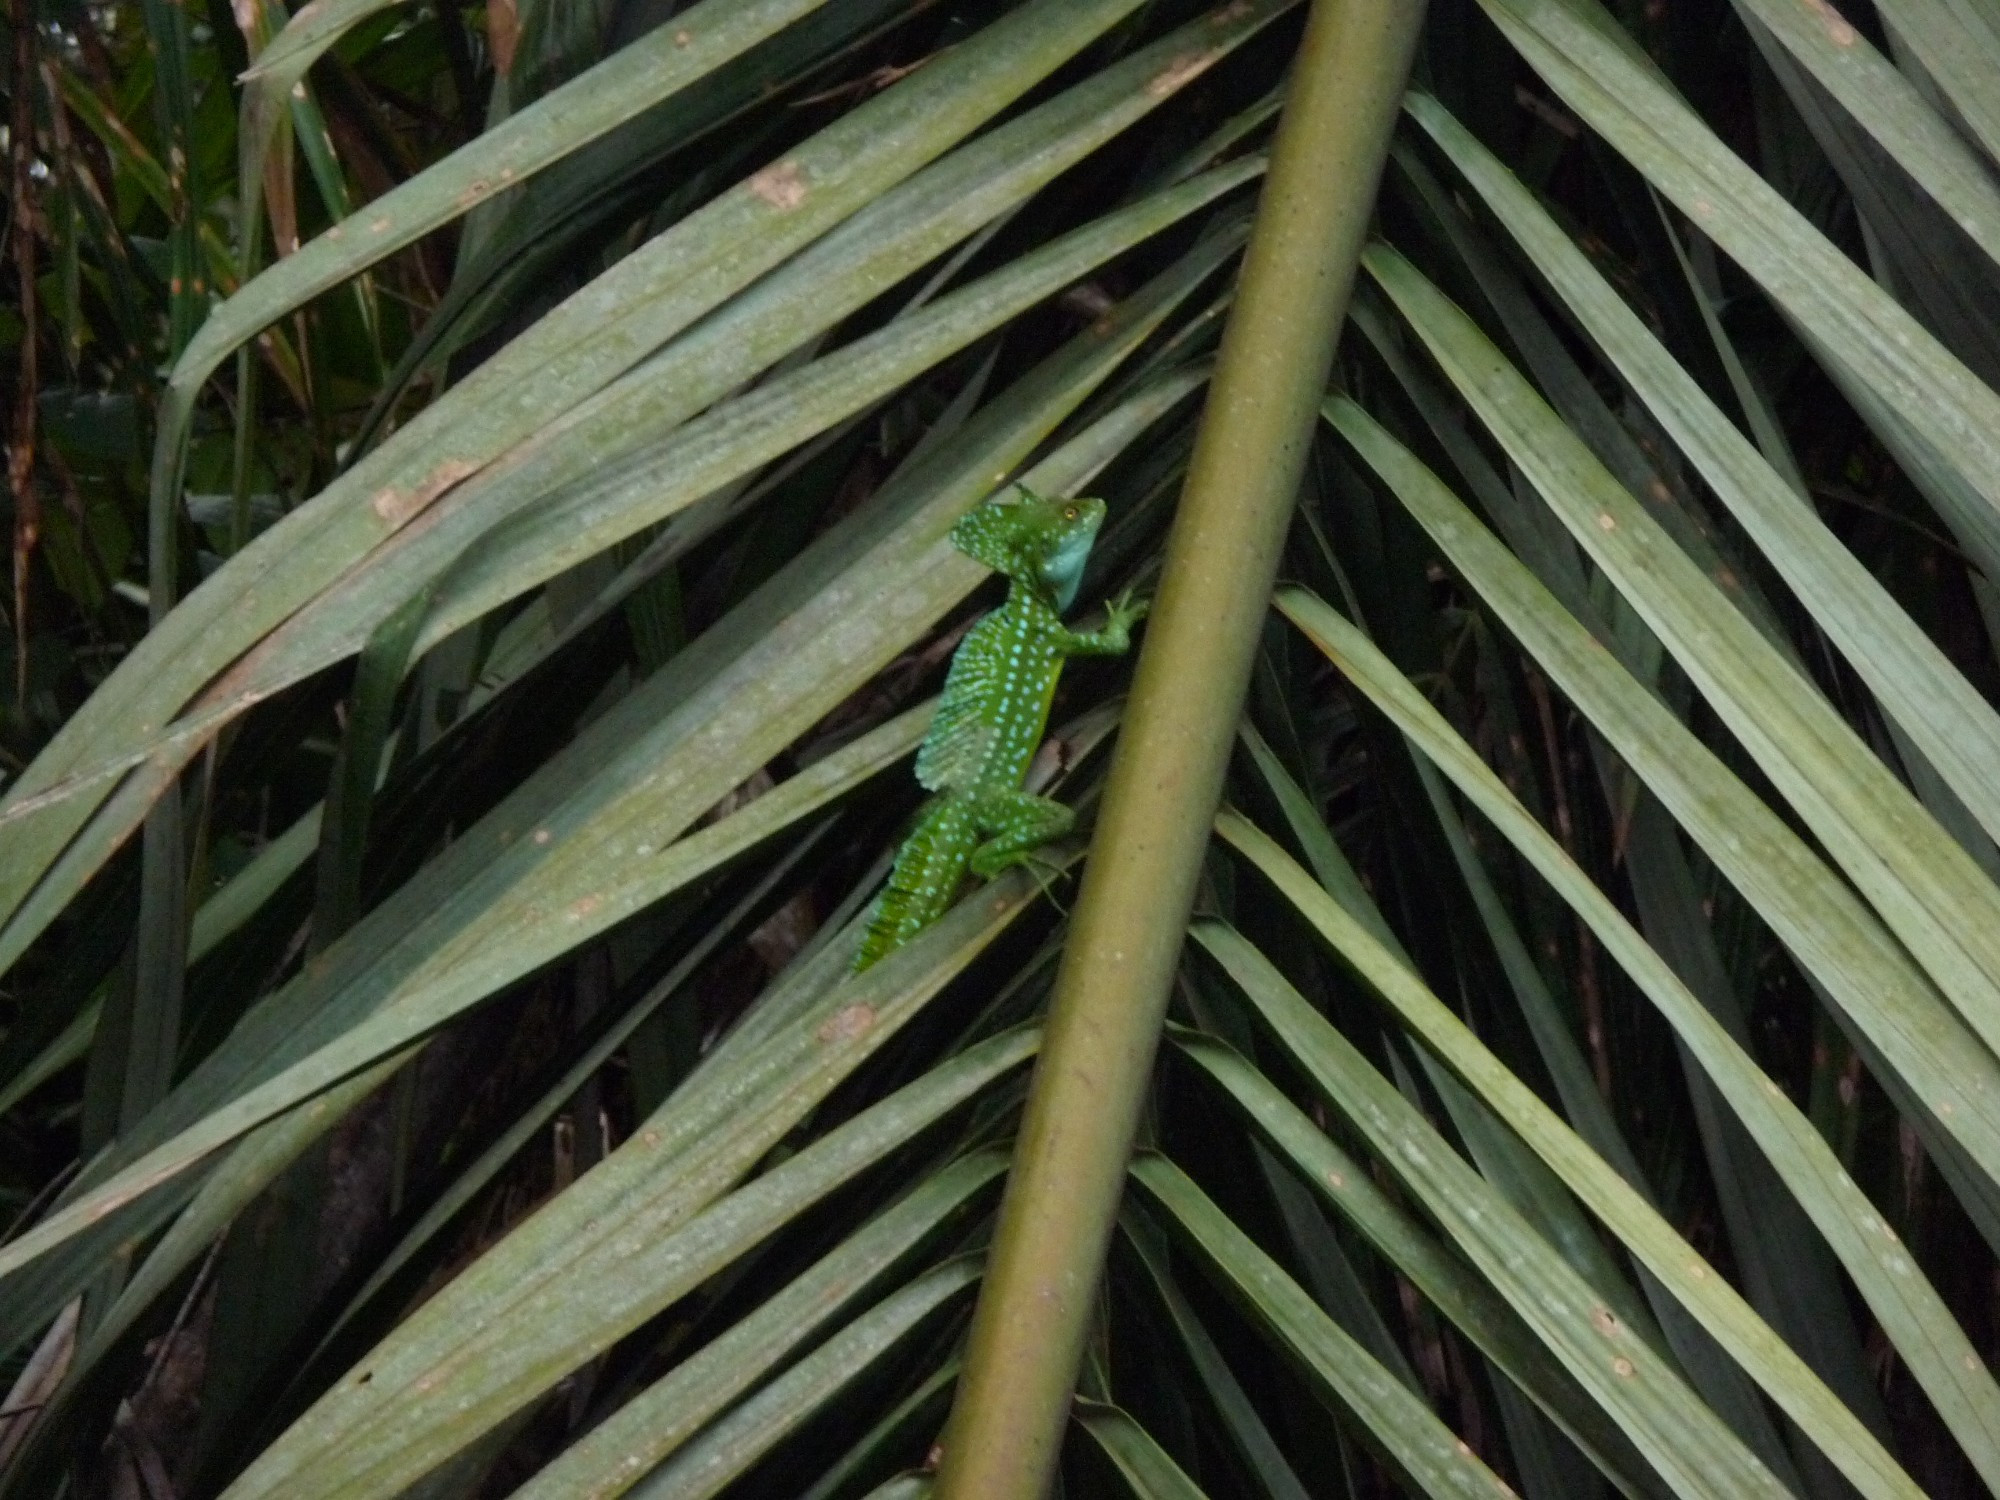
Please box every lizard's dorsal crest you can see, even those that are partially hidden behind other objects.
[950,487,1107,611]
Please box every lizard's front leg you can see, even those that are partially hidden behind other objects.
[968,790,1075,879]
[1058,586,1148,657]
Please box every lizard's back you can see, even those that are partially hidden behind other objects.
[850,596,1067,971]
[914,595,1068,798]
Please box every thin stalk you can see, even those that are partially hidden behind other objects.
[930,0,1426,1492]
[10,0,41,707]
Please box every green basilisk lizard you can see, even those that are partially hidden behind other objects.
[853,487,1146,970]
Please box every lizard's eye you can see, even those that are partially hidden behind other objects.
[1062,504,1079,521]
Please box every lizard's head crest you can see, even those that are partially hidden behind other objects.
[950,487,1107,610]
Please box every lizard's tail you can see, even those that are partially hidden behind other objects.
[853,798,977,971]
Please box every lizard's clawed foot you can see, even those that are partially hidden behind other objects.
[1015,852,1073,915]
[978,848,1073,912]
[1104,585,1150,634]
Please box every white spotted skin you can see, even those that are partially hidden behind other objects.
[853,493,1141,970]
[853,798,979,970]
[947,598,1069,796]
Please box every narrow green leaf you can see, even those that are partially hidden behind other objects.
[119,798,186,1133]
[0,704,931,1281]
[1255,1140,1419,1390]
[1469,0,2000,528]
[253,176,1255,685]
[1121,1208,1316,1500]
[627,1260,980,1500]
[1318,395,2000,1199]
[200,0,840,411]
[1274,584,2000,1486]
[354,0,921,448]
[1075,1401,1213,1499]
[218,1021,1037,1499]
[1173,1031,1667,1500]
[1428,753,1891,1453]
[799,1363,960,1500]
[1721,0,2000,263]
[1209,819,1921,1500]
[1238,716,1791,1471]
[1870,0,2000,164]
[513,1153,1005,1500]
[136,0,202,359]
[312,585,431,947]
[78,825,835,1418]
[1133,1154,1522,1500]
[238,0,410,82]
[1244,724,1676,1374]
[1403,92,2000,856]
[80,1052,411,1392]
[1386,143,1787,654]
[1364,242,2000,1070]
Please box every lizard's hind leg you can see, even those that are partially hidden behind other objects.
[968,791,1075,879]
[854,798,978,971]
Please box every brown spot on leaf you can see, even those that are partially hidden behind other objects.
[748,160,809,210]
[1801,0,1857,44]
[1612,1356,1635,1378]
[1591,1306,1619,1335]
[370,457,479,526]
[1148,48,1222,98]
[816,1003,877,1043]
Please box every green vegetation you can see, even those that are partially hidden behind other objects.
[2,0,1999,1495]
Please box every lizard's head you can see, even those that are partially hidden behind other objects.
[949,487,1108,611]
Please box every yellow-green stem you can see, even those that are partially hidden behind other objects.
[932,0,1425,1490]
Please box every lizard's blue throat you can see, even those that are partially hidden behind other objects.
[1040,525,1097,612]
